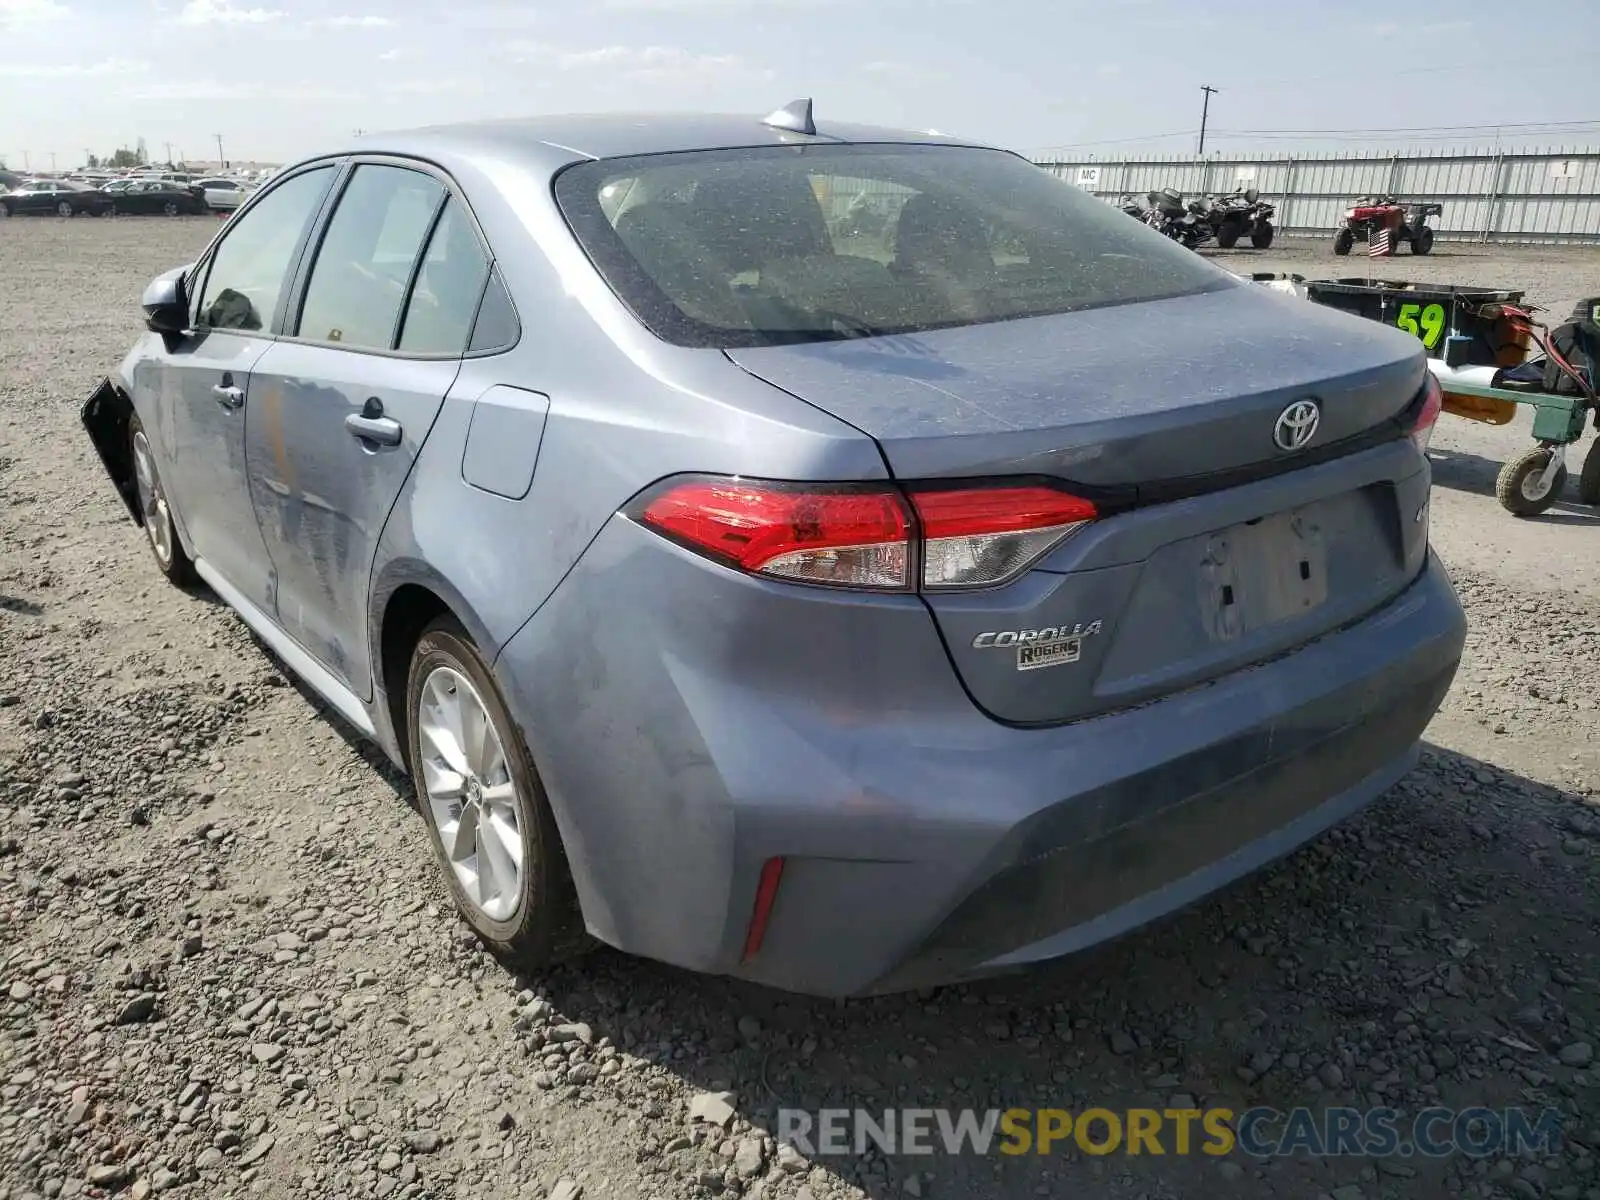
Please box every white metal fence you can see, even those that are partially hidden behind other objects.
[1033,148,1600,244]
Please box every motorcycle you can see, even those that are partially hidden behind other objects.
[1116,192,1148,221]
[1206,187,1276,249]
[1146,187,1214,249]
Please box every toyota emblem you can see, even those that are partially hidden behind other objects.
[1273,399,1321,451]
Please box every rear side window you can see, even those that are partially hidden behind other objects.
[555,144,1231,348]
[296,164,444,350]
[468,269,518,354]
[197,165,334,332]
[398,199,490,355]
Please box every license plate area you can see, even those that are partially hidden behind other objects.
[1199,509,1329,642]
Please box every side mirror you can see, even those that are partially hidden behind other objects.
[141,271,188,335]
[1244,188,1260,204]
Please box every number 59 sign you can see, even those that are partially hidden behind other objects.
[1395,301,1447,350]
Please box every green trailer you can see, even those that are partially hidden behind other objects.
[1290,277,1600,517]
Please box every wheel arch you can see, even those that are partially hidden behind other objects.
[370,564,500,771]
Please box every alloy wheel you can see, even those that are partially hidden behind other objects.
[130,430,174,567]
[415,665,525,921]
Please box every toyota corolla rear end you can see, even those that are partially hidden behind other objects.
[493,135,1466,997]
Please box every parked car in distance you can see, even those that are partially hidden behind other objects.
[194,177,250,210]
[101,179,208,217]
[0,178,112,218]
[80,102,1466,997]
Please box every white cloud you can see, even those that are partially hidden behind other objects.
[862,60,949,85]
[309,13,392,26]
[119,78,358,101]
[601,0,838,8]
[175,0,284,24]
[554,44,772,83]
[379,77,484,96]
[377,47,403,60]
[0,57,146,77]
[0,0,70,25]
[1372,18,1471,35]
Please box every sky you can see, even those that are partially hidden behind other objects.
[1,0,1596,170]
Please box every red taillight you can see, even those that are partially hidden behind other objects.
[639,480,910,589]
[910,486,1098,589]
[634,476,1097,592]
[1411,373,1443,454]
[741,856,785,961]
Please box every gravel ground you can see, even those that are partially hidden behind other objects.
[2,218,1598,1200]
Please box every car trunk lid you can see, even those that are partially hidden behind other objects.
[724,282,1426,489]
[727,284,1433,725]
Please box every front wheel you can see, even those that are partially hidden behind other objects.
[1411,226,1434,255]
[129,415,196,584]
[405,618,587,968]
[56,200,73,218]
[1215,219,1241,249]
[163,201,180,217]
[0,202,10,219]
[1251,221,1275,249]
[1333,227,1354,255]
[1495,446,1567,516]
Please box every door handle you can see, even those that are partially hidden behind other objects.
[345,399,403,448]
[211,383,244,409]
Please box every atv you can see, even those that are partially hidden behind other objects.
[1333,195,1442,256]
[1208,188,1276,249]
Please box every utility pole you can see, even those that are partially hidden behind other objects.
[165,142,174,166]
[22,151,29,170]
[49,151,57,172]
[214,133,225,168]
[1198,85,1219,156]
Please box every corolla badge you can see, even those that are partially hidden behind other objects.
[973,621,1104,672]
[1274,399,1321,451]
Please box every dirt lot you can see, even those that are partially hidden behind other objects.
[2,219,1598,1200]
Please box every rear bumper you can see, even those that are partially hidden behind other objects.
[495,521,1465,998]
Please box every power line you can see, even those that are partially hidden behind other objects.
[1033,118,1600,155]
[1216,119,1600,137]
[1238,58,1575,91]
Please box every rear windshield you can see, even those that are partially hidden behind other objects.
[554,143,1232,348]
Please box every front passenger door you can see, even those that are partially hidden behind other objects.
[246,164,493,698]
[147,165,337,612]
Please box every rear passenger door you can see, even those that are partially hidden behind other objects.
[244,160,495,698]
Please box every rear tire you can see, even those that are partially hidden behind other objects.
[0,202,9,219]
[128,414,195,585]
[405,618,588,969]
[1579,439,1600,506]
[163,201,180,217]
[1251,221,1275,249]
[1215,220,1241,249]
[1411,227,1435,255]
[56,200,73,218]
[1333,228,1354,255]
[1495,447,1567,516]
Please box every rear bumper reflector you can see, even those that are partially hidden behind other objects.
[741,857,786,961]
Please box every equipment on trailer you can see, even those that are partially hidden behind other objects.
[1301,278,1600,516]
[1332,195,1442,257]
